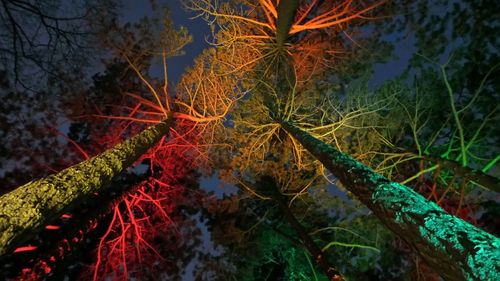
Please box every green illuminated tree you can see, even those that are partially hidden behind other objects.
[346,2,500,254]
[190,0,500,279]
[278,118,499,281]
[370,0,500,186]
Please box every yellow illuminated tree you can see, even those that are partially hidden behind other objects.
[0,10,240,257]
[186,1,499,280]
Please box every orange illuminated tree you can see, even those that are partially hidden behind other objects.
[182,0,390,280]
[0,10,239,262]
[185,1,499,280]
[184,0,385,81]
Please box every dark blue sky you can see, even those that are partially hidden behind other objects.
[116,3,416,279]
[121,0,414,88]
[118,0,417,209]
[122,0,210,83]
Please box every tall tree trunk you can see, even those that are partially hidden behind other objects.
[260,176,344,281]
[279,120,500,281]
[0,172,147,278]
[0,116,174,256]
[275,0,299,48]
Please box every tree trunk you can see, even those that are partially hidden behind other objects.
[275,0,299,48]
[0,117,173,256]
[279,120,500,281]
[260,176,343,281]
[0,172,147,278]
[422,154,500,193]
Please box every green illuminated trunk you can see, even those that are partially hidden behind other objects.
[0,117,173,256]
[279,120,500,281]
[261,176,343,281]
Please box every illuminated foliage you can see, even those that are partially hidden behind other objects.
[0,7,227,278]
[184,0,385,81]
[88,121,205,281]
[1,1,499,280]
[191,0,500,280]
[279,119,500,280]
[203,179,405,280]
[200,0,390,189]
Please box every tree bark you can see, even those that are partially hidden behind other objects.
[259,176,344,281]
[422,154,500,193]
[0,116,173,256]
[279,120,500,281]
[275,0,299,48]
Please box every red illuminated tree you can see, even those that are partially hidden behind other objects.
[0,8,237,263]
[1,1,499,280]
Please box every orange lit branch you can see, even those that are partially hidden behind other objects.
[289,1,386,34]
[184,0,386,83]
[186,0,385,39]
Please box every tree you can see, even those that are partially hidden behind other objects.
[85,120,208,281]
[202,173,403,280]
[2,1,499,279]
[0,0,118,89]
[3,29,228,278]
[356,66,500,239]
[0,8,233,259]
[180,1,399,280]
[343,3,500,259]
[279,118,500,280]
[0,116,174,256]
[186,0,499,279]
[371,0,500,182]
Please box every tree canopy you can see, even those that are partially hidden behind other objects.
[0,0,499,280]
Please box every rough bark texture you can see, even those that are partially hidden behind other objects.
[279,120,500,281]
[0,117,173,256]
[0,172,147,278]
[260,176,343,281]
[275,0,299,48]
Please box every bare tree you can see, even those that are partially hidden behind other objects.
[0,0,117,89]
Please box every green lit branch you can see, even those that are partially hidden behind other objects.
[279,119,500,281]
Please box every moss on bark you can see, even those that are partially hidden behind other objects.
[279,120,500,281]
[0,118,173,256]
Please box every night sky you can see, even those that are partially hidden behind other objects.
[121,0,414,88]
[0,0,500,281]
[122,0,210,83]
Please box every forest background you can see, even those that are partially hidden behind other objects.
[0,0,498,280]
